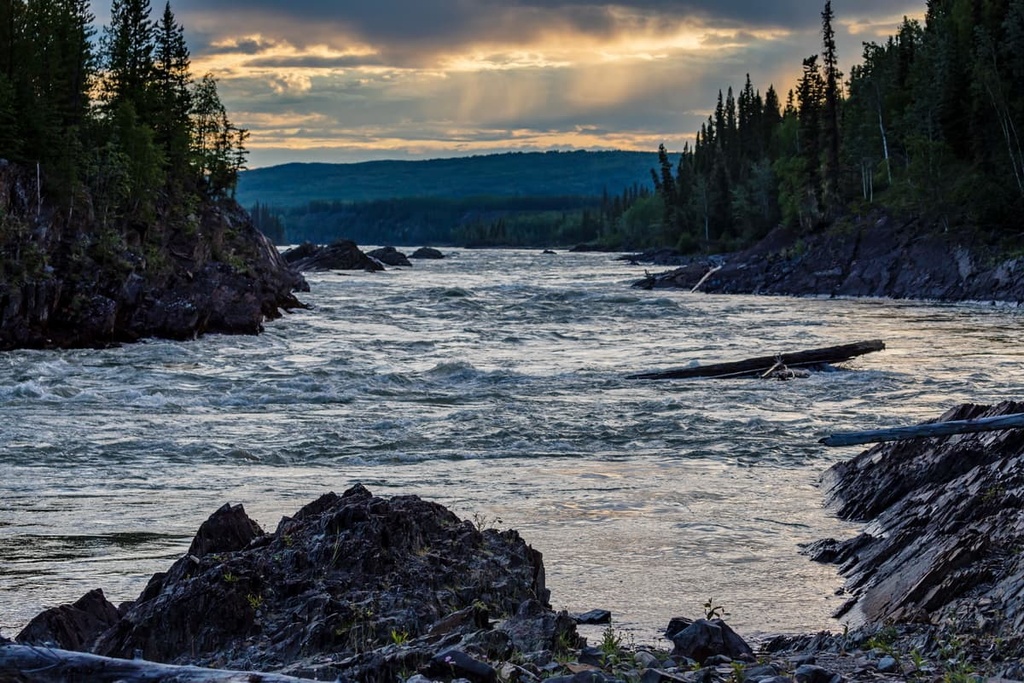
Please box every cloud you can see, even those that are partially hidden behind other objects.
[89,0,926,165]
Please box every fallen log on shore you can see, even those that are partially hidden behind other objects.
[627,340,885,380]
[0,641,309,682]
[690,265,723,293]
[820,411,1024,447]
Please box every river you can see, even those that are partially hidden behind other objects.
[2,248,1023,645]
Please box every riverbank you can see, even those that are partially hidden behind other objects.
[4,400,1023,681]
[632,214,1024,304]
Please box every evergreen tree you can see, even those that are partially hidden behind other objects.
[821,1,842,211]
[796,55,825,227]
[763,85,782,156]
[191,73,248,197]
[0,0,26,160]
[152,1,191,171]
[102,0,155,118]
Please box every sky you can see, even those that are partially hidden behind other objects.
[91,0,925,168]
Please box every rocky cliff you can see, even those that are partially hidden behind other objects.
[0,161,308,350]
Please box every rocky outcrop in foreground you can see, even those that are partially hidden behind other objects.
[14,485,561,681]
[0,163,308,349]
[634,215,1024,303]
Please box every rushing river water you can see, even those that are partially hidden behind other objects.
[2,249,1024,646]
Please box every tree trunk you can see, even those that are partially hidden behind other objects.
[820,412,1024,447]
[627,340,885,380]
[0,642,310,683]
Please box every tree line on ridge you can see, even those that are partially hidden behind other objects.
[0,0,247,285]
[649,0,1024,253]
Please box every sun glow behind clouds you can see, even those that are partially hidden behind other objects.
[193,26,804,164]
[149,1,926,165]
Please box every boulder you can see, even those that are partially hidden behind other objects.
[16,589,120,651]
[410,247,445,259]
[187,502,264,557]
[794,664,841,683]
[367,246,412,267]
[573,609,612,625]
[282,239,384,272]
[666,618,753,664]
[496,599,581,656]
[423,648,498,682]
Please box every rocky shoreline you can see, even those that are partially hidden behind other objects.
[631,215,1024,303]
[4,402,1024,682]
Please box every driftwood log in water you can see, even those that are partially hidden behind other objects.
[0,641,309,682]
[821,411,1024,447]
[627,340,885,380]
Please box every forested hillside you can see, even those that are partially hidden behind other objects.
[239,151,660,248]
[235,151,659,207]
[249,187,657,248]
[645,0,1024,253]
[0,0,303,348]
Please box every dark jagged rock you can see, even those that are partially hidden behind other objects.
[573,609,612,625]
[423,648,497,682]
[187,503,264,558]
[641,669,690,683]
[409,247,445,260]
[667,618,753,664]
[0,162,308,349]
[794,663,842,683]
[367,246,412,267]
[281,239,384,272]
[16,589,120,651]
[497,598,581,656]
[546,672,620,682]
[50,485,554,680]
[816,400,1024,631]
[633,215,1024,303]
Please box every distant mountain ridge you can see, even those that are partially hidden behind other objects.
[236,150,660,207]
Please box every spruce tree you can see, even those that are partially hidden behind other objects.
[102,0,155,118]
[821,0,842,213]
[153,1,191,171]
[797,55,825,226]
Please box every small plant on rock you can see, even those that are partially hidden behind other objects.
[246,593,263,611]
[554,630,577,664]
[703,597,728,620]
[599,623,623,666]
[470,511,503,531]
